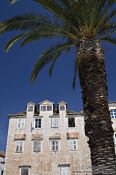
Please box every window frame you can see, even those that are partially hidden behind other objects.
[33,140,42,153]
[68,139,77,151]
[51,117,58,128]
[15,140,24,153]
[110,109,116,118]
[17,119,25,129]
[27,105,34,112]
[40,105,52,111]
[19,166,30,175]
[50,139,59,152]
[60,105,65,111]
[35,118,41,129]
[68,117,75,127]
[60,166,70,175]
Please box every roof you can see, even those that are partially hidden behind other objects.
[39,100,54,105]
[109,101,116,104]
[0,152,5,157]
[9,111,26,118]
[9,109,84,118]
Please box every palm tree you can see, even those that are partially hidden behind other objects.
[1,0,116,174]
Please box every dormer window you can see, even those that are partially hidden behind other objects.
[39,100,54,115]
[28,105,34,112]
[47,105,52,111]
[40,105,52,111]
[60,105,65,111]
[58,101,67,113]
[41,106,46,111]
[27,102,35,114]
[110,109,116,118]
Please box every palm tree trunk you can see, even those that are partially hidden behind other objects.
[77,37,116,175]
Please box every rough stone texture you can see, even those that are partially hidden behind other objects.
[4,101,116,175]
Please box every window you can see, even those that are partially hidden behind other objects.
[35,119,41,128]
[20,167,30,175]
[60,105,65,111]
[110,109,116,118]
[60,166,69,175]
[68,117,75,127]
[33,140,41,152]
[51,118,58,128]
[68,139,77,151]
[51,139,59,151]
[17,119,25,129]
[28,105,34,112]
[47,105,52,111]
[41,105,46,111]
[15,140,24,153]
[41,105,52,111]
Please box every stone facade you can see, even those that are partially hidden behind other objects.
[4,100,116,175]
[0,152,5,175]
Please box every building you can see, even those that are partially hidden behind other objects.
[108,102,116,151]
[4,100,116,175]
[0,152,5,175]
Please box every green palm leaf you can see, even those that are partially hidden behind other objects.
[31,42,74,82]
[100,36,116,44]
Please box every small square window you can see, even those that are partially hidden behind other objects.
[20,167,30,175]
[28,106,33,112]
[110,109,116,118]
[68,117,75,127]
[47,105,52,111]
[60,105,65,111]
[33,140,42,152]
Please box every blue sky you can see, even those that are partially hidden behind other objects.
[0,0,116,151]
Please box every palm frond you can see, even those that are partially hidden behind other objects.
[21,32,64,46]
[35,0,68,21]
[9,0,18,4]
[49,57,58,77]
[31,42,74,82]
[0,13,60,34]
[5,34,23,52]
[98,23,116,36]
[72,52,78,89]
[100,36,116,45]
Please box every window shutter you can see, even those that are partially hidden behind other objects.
[33,141,41,152]
[22,119,25,128]
[17,119,21,129]
[32,119,35,128]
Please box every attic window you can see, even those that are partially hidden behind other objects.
[60,105,65,111]
[28,105,34,112]
[41,105,52,111]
